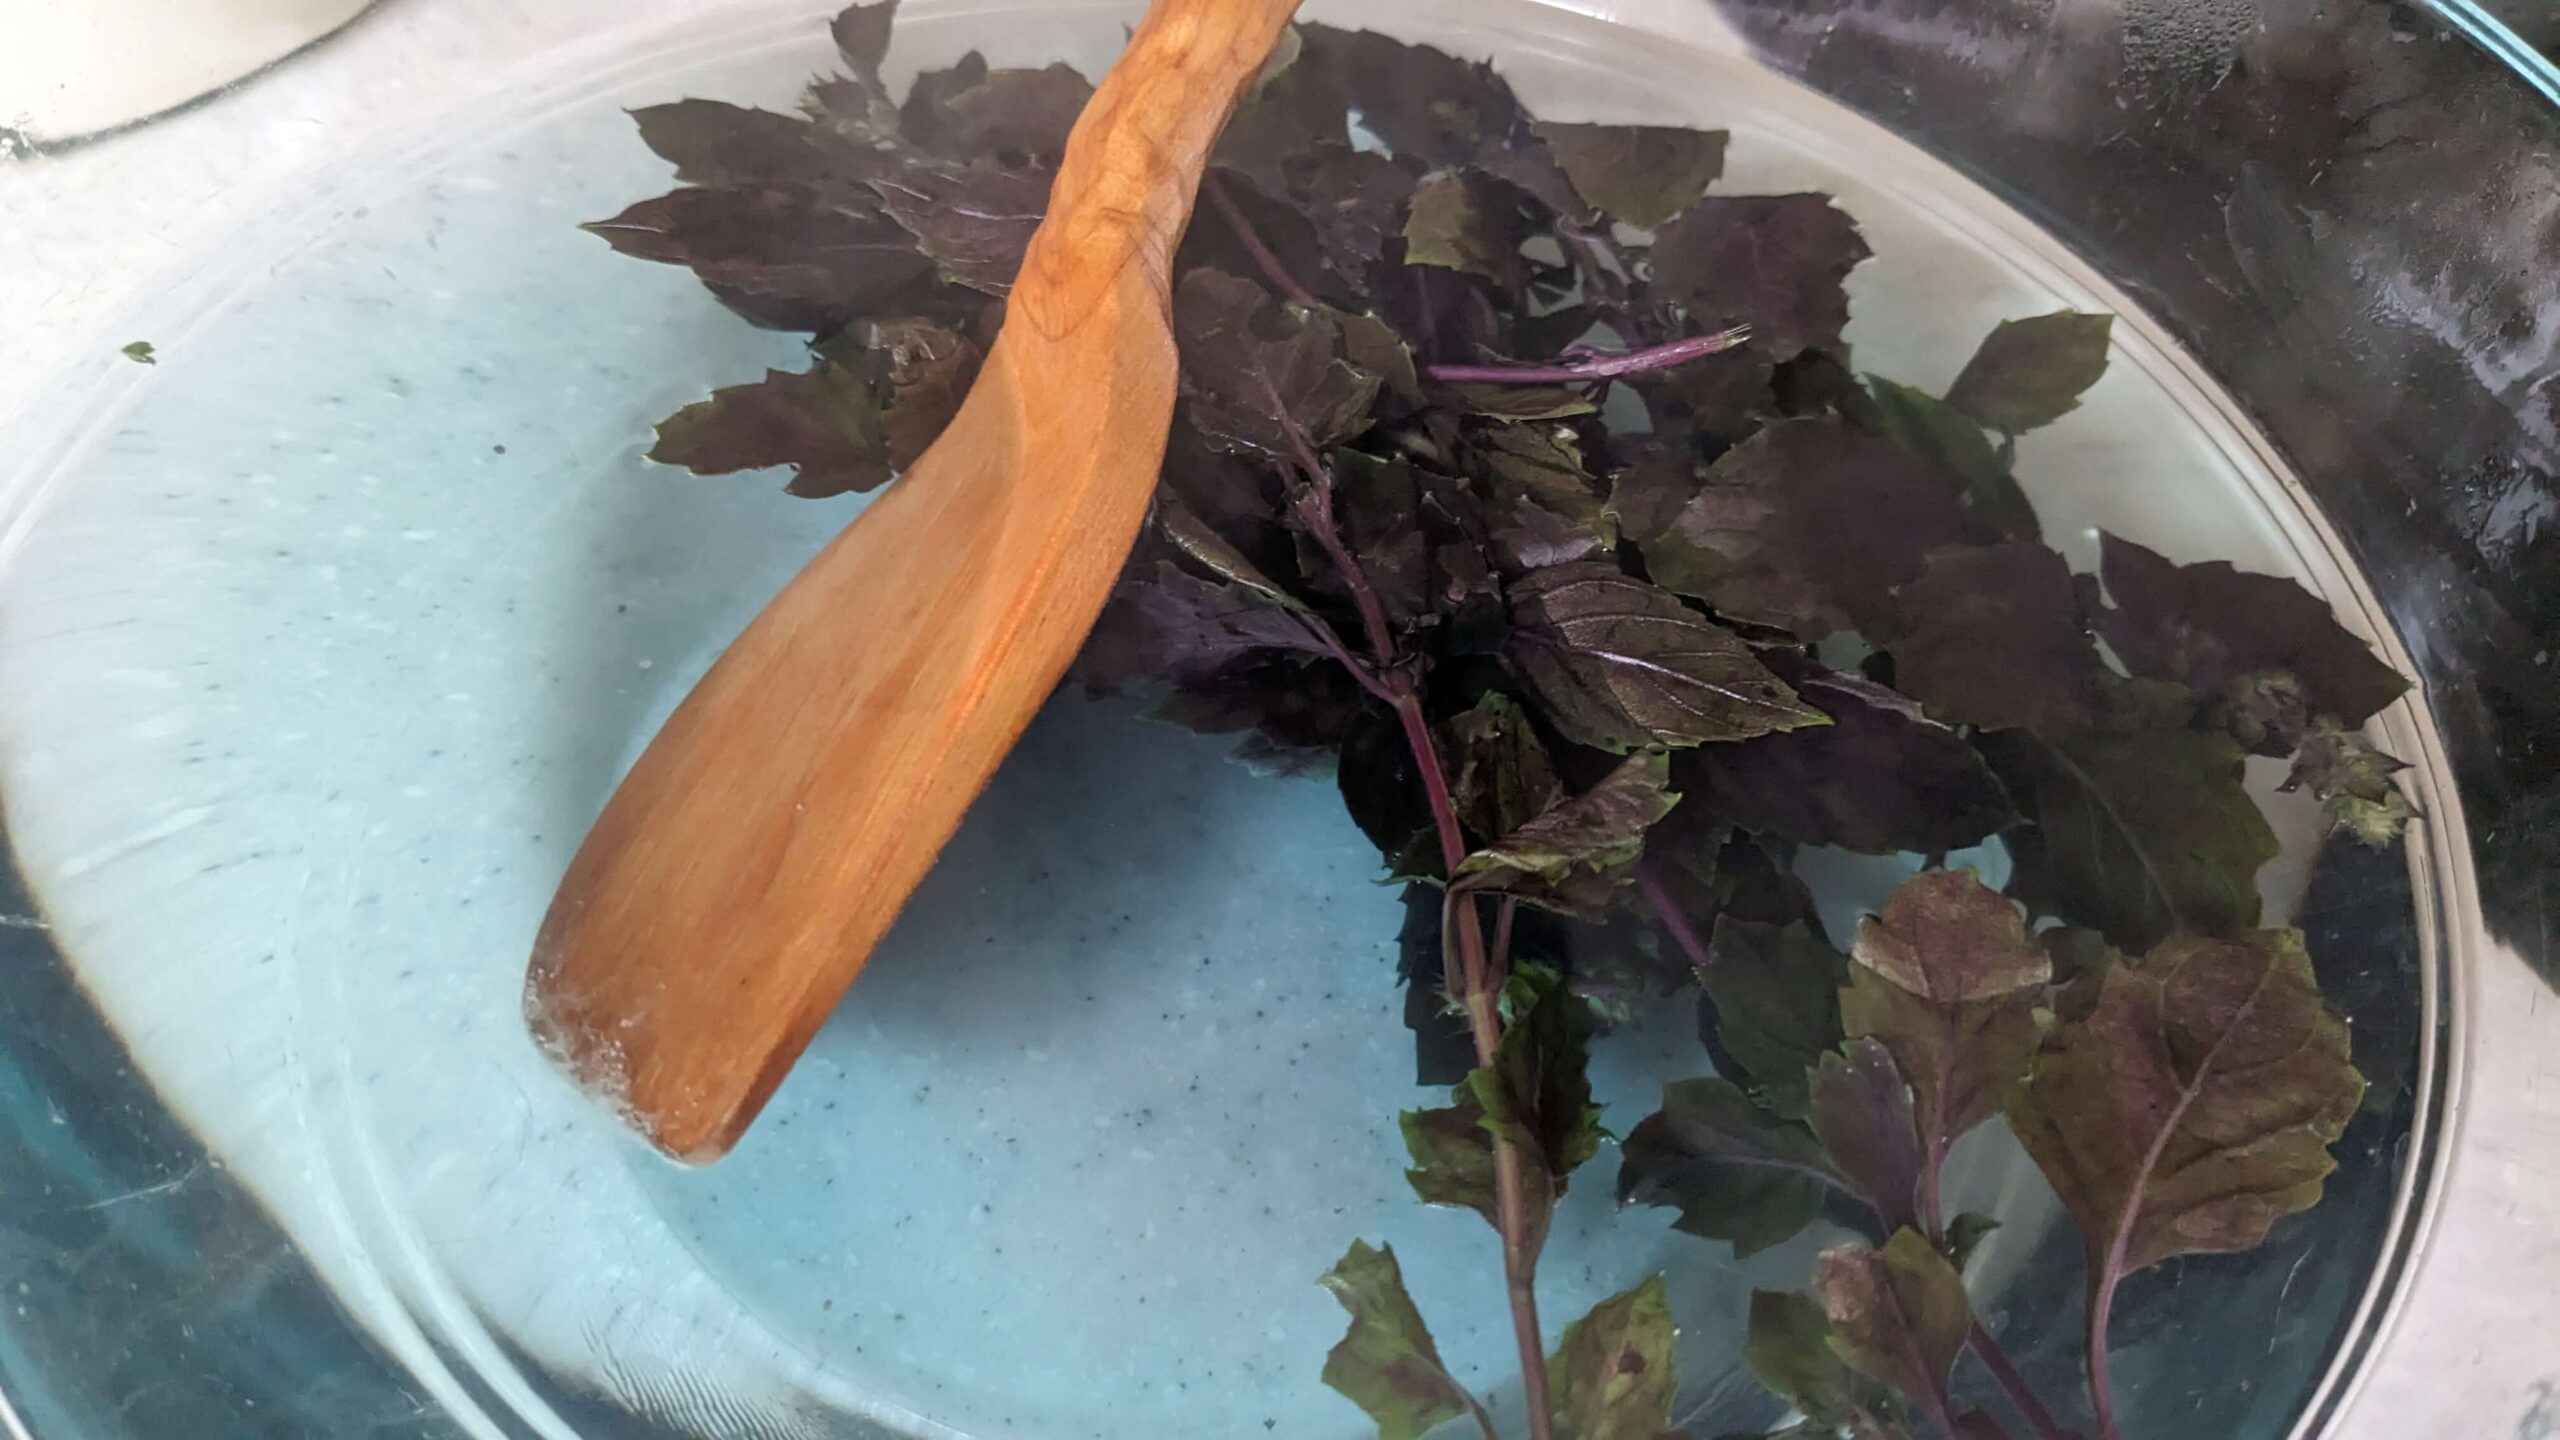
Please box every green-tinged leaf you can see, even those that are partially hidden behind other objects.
[1944,311,2114,435]
[1746,1291,1887,1430]
[2285,715,2414,848]
[1698,917,1845,1118]
[1453,751,1679,919]
[1504,562,1825,752]
[1864,374,2037,539]
[1447,384,1601,421]
[1813,1230,1970,1421]
[1404,168,1531,289]
[1549,1275,1681,1440]
[1469,966,1609,1188]
[1317,1241,1483,1440]
[1988,679,2281,951]
[648,316,979,497]
[867,160,1048,294]
[1478,423,1614,547]
[1616,1077,1842,1257]
[1882,541,2096,733]
[2096,532,2410,726]
[1532,122,1729,228]
[1631,417,1968,639]
[1840,870,2049,1167]
[120,340,156,365]
[1685,652,2018,856]
[1651,195,1872,359]
[1808,1038,1924,1231]
[1078,561,1328,688]
[1445,692,1565,844]
[1174,268,1384,460]
[1403,1090,1523,1237]
[2008,928,2365,1282]
[1155,493,1306,611]
[1944,1213,2000,1273]
[631,100,846,187]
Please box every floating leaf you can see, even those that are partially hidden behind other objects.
[584,184,934,313]
[1532,122,1728,229]
[2097,533,2410,727]
[1882,541,2097,733]
[900,58,1092,163]
[1455,753,1679,919]
[1504,562,1824,752]
[1630,417,1968,639]
[1617,1077,1841,1257]
[1807,1038,1925,1232]
[1944,311,2114,435]
[867,160,1050,294]
[1651,195,1872,358]
[1746,1290,1891,1432]
[1686,653,2018,856]
[1698,917,1845,1118]
[631,100,850,187]
[1174,268,1383,460]
[1864,374,2037,540]
[1549,1274,1681,1440]
[1306,24,1523,167]
[1813,1230,1970,1424]
[1988,680,2280,951]
[1317,1240,1483,1440]
[1839,871,2049,1177]
[648,316,980,497]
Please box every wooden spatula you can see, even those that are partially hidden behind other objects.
[528,0,1305,1162]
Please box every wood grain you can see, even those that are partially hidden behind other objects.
[527,0,1304,1161]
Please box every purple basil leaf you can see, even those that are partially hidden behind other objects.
[1812,1230,1970,1426]
[584,183,933,313]
[1547,1275,1682,1440]
[629,100,847,186]
[1807,1037,1926,1232]
[2096,532,2410,727]
[1079,560,1329,689]
[867,160,1050,295]
[1301,24,1523,168]
[1173,268,1384,460]
[1452,751,1679,920]
[1882,541,2098,733]
[1503,562,1825,752]
[1317,1240,1481,1440]
[1651,194,1872,359]
[1531,121,1728,229]
[1697,916,1845,1119]
[1626,417,1969,639]
[1686,652,2018,856]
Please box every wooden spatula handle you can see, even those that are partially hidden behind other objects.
[527,0,1302,1162]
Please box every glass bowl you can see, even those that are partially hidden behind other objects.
[1,1,2553,1437]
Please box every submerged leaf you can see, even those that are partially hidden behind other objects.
[1548,1274,1682,1440]
[1305,24,1523,168]
[1404,168,1531,289]
[1469,967,1609,1198]
[648,317,978,497]
[1444,692,1566,844]
[1651,195,1872,359]
[585,184,934,313]
[900,59,1092,163]
[2097,533,2409,727]
[631,100,846,186]
[1403,1090,1517,1236]
[2007,928,2364,1280]
[1288,144,1417,285]
[1864,374,2037,540]
[1454,752,1679,919]
[1747,1290,1889,1431]
[1989,680,2280,951]
[1813,1230,1970,1422]
[1533,122,1728,229]
[1616,1077,1841,1257]
[1698,917,1845,1118]
[1317,1240,1481,1440]
[1686,653,2017,856]
[1807,1038,1925,1232]
[1944,311,2114,435]
[1504,563,1824,752]
[1078,561,1328,688]
[867,160,1049,294]
[2285,716,2414,848]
